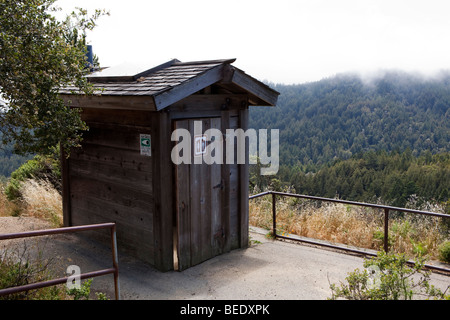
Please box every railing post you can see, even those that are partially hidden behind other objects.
[384,208,389,253]
[110,224,120,300]
[272,192,277,238]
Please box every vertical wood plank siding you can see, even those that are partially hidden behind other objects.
[152,112,174,271]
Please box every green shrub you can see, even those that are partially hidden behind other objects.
[65,278,109,300]
[5,151,61,201]
[0,246,63,300]
[329,251,449,300]
[438,241,450,263]
[66,279,93,300]
[0,245,109,300]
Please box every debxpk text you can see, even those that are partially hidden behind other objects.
[171,121,279,175]
[180,304,270,317]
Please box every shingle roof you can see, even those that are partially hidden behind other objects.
[60,58,279,110]
[59,59,230,96]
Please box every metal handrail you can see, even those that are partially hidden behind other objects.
[249,191,450,274]
[250,191,448,218]
[0,222,120,300]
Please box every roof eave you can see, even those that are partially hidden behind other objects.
[219,66,279,107]
[61,94,157,111]
[153,63,226,111]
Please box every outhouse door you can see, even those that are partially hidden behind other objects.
[174,117,227,270]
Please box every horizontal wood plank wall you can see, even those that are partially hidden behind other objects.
[68,108,155,264]
[80,108,154,127]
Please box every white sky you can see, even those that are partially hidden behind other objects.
[56,0,450,84]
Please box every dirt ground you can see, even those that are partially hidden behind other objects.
[0,216,449,300]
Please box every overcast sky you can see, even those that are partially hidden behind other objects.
[56,0,450,84]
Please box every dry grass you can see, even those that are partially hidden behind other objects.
[0,179,63,227]
[20,179,63,227]
[249,194,449,261]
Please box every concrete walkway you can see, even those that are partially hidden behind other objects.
[115,230,366,300]
[3,217,447,301]
[52,227,448,300]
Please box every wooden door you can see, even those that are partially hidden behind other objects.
[174,118,225,270]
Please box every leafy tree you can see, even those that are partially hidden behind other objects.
[0,0,108,156]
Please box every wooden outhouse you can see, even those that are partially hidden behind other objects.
[59,58,279,271]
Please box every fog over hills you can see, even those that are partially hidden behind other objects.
[252,69,450,168]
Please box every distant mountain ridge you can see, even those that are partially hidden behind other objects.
[250,70,450,171]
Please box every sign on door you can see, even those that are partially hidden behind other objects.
[194,135,207,157]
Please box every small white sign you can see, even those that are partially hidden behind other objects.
[140,134,151,156]
[194,135,207,157]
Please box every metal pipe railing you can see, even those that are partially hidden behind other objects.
[250,191,450,274]
[0,222,120,300]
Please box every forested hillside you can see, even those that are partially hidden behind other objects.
[276,150,449,208]
[250,71,449,169]
[249,71,449,207]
